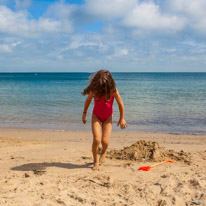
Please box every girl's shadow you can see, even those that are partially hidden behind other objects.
[11,162,93,171]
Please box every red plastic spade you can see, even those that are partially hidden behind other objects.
[139,160,175,171]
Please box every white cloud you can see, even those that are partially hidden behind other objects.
[68,40,105,50]
[15,0,32,10]
[165,0,206,33]
[83,0,186,33]
[114,48,128,56]
[122,2,186,31]
[45,2,73,19]
[57,55,63,60]
[44,2,74,32]
[166,0,206,18]
[0,6,65,38]
[36,18,61,33]
[0,44,12,52]
[85,0,136,19]
[0,39,21,53]
[0,38,22,53]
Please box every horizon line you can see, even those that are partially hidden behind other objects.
[0,71,206,73]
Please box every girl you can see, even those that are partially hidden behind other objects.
[82,70,127,170]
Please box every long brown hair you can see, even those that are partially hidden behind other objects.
[82,70,116,102]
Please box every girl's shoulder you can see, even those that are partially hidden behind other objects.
[112,88,119,96]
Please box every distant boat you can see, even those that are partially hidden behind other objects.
[35,73,38,76]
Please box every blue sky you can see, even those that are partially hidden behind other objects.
[0,0,206,72]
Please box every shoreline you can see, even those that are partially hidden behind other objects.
[1,126,206,135]
[1,129,206,152]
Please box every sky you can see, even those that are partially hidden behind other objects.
[0,0,206,72]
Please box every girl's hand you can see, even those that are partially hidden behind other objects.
[82,113,87,124]
[117,118,128,129]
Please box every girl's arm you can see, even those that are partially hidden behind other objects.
[113,89,128,129]
[82,92,93,124]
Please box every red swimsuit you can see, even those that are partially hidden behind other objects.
[93,94,114,122]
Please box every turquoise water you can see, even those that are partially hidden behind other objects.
[0,72,206,134]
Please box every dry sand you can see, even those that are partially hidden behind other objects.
[0,129,206,206]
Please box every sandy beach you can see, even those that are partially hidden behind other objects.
[0,129,206,206]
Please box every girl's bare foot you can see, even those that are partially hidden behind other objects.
[99,152,106,164]
[92,163,100,171]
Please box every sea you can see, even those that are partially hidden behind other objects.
[0,72,206,134]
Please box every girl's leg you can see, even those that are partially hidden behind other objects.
[100,115,112,164]
[92,113,102,170]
